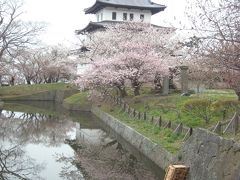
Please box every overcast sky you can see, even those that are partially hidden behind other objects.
[21,0,188,47]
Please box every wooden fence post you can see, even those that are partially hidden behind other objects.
[133,109,136,118]
[189,127,193,136]
[138,112,141,120]
[151,116,154,123]
[158,116,162,128]
[234,112,239,135]
[164,121,171,129]
[144,112,147,121]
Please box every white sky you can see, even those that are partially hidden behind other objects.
[21,0,188,47]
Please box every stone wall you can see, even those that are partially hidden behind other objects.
[91,106,175,170]
[2,89,79,103]
[92,107,240,180]
[180,128,240,180]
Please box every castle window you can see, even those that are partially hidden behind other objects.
[130,13,134,21]
[140,14,145,21]
[112,12,117,20]
[123,13,127,21]
[97,14,100,22]
[101,13,103,21]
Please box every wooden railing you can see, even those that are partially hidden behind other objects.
[213,112,240,135]
[104,93,239,141]
[105,95,193,141]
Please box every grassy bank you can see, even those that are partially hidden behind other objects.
[63,91,92,111]
[0,83,76,99]
[124,89,238,129]
[63,91,183,153]
[100,103,184,154]
[63,92,89,106]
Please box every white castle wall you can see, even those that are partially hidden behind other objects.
[96,7,152,23]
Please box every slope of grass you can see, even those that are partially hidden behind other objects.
[101,103,184,154]
[0,83,76,99]
[63,91,90,106]
[124,89,238,129]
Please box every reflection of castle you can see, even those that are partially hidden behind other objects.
[75,122,113,146]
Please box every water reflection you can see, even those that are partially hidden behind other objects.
[0,102,160,180]
[58,124,158,179]
[0,111,75,146]
[0,109,78,180]
[61,140,157,180]
[0,145,44,180]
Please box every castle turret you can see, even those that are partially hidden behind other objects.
[76,0,166,34]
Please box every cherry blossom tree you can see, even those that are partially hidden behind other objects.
[39,46,76,84]
[185,0,240,100]
[76,22,178,96]
[1,46,77,85]
[14,49,42,84]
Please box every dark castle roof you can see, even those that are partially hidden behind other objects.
[75,21,173,35]
[75,22,106,34]
[85,0,166,15]
[75,21,109,35]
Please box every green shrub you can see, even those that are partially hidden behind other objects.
[212,100,240,111]
[212,100,240,120]
[183,99,213,123]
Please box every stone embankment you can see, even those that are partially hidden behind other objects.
[91,106,240,180]
[180,128,240,180]
[2,89,78,103]
[92,106,175,169]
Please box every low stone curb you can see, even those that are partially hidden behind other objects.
[91,106,175,170]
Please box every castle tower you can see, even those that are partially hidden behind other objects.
[76,0,166,34]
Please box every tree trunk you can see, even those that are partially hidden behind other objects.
[133,86,140,96]
[131,79,141,96]
[154,73,162,93]
[47,78,52,83]
[10,76,15,86]
[236,91,240,101]
[27,80,31,85]
[117,86,127,98]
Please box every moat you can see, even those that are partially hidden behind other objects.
[0,101,164,179]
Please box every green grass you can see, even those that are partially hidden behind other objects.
[124,89,238,129]
[63,91,90,106]
[101,103,184,154]
[0,83,76,99]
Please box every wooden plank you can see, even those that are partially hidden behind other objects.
[164,165,189,180]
